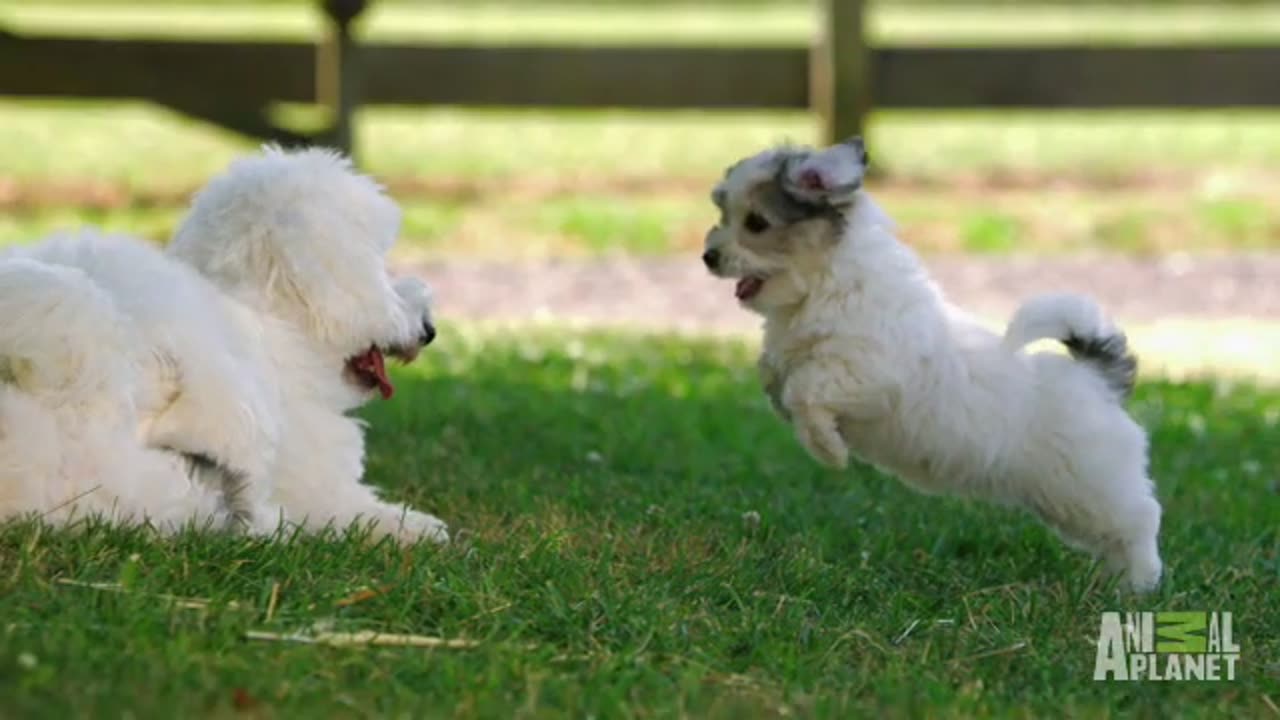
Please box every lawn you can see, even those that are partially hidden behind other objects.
[4,102,1280,257]
[5,1,1280,256]
[1,330,1277,716]
[1,3,1276,716]
[6,1,1280,257]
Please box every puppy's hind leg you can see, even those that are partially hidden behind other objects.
[1082,426,1164,593]
[1030,470,1163,594]
[1101,492,1163,593]
[139,351,283,533]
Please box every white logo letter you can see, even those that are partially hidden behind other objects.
[1095,613,1129,681]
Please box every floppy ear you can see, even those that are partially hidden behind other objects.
[783,137,869,208]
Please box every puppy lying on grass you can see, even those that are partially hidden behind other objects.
[0,147,448,543]
[702,139,1163,592]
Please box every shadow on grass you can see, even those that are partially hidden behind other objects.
[359,331,1280,601]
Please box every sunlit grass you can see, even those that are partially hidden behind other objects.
[7,102,1280,187]
[4,9,1278,253]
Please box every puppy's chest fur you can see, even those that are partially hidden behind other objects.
[758,318,944,489]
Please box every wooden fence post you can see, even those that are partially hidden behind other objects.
[318,0,366,159]
[814,0,871,145]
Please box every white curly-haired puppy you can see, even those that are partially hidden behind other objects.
[0,259,231,530]
[0,146,448,543]
[702,139,1162,591]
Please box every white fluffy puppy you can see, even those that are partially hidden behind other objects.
[1,146,448,543]
[0,259,230,530]
[702,139,1162,592]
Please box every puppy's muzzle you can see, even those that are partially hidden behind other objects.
[702,248,721,271]
[419,320,437,347]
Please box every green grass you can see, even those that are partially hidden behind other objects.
[11,103,1280,187]
[530,196,704,255]
[9,189,1280,258]
[2,329,1277,716]
[6,3,1280,256]
[960,211,1021,254]
[9,2,1280,45]
[4,101,1280,256]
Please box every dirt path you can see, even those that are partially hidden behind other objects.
[405,253,1280,334]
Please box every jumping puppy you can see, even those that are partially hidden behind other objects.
[702,139,1162,591]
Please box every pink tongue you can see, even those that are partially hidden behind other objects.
[735,277,763,300]
[362,349,394,399]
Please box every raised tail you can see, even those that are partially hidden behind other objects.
[1002,292,1137,401]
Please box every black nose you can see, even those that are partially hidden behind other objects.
[420,321,436,347]
[702,249,721,270]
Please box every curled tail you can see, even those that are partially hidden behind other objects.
[1002,292,1137,401]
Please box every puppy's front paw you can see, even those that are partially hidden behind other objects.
[795,412,849,470]
[804,437,849,470]
[386,509,450,545]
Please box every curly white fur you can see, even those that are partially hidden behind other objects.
[704,140,1162,592]
[0,146,448,542]
[0,259,231,530]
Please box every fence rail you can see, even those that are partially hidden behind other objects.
[2,0,1278,156]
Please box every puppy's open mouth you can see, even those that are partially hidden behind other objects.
[735,276,767,301]
[345,345,418,400]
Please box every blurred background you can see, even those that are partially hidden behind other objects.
[1,0,1276,379]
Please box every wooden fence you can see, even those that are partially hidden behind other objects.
[3,0,1279,158]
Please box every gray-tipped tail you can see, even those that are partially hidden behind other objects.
[1063,332,1137,401]
[1004,293,1138,402]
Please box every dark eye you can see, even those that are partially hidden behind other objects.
[743,212,770,233]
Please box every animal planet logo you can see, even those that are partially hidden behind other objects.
[1094,611,1240,681]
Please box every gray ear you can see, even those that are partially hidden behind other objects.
[782,138,869,207]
